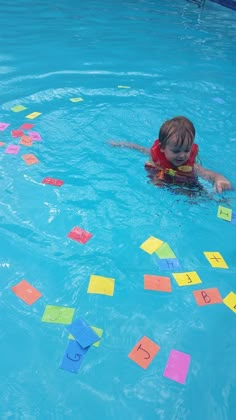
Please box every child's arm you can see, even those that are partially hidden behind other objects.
[109,141,150,155]
[194,163,232,193]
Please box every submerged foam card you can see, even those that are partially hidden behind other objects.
[42,177,64,187]
[11,279,42,305]
[144,274,172,292]
[223,292,236,313]
[140,236,164,254]
[193,288,222,306]
[0,123,10,131]
[69,97,84,102]
[128,336,160,369]
[5,145,20,155]
[11,105,27,112]
[19,123,34,130]
[28,131,42,141]
[172,271,202,287]
[203,252,228,269]
[155,242,176,259]
[19,135,33,146]
[22,154,39,165]
[158,258,181,271]
[42,305,75,324]
[163,349,191,384]
[87,275,115,296]
[60,339,88,373]
[11,129,24,138]
[217,205,232,222]
[0,142,6,146]
[26,112,42,119]
[67,318,100,348]
[69,326,103,347]
[231,211,236,225]
[67,226,93,244]
[117,85,130,88]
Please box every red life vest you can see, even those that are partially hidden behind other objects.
[147,139,198,179]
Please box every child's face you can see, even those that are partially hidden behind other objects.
[161,138,192,167]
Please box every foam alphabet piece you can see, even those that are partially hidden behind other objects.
[193,288,222,306]
[172,271,202,287]
[157,258,181,271]
[203,252,228,269]
[223,292,236,313]
[67,318,100,348]
[22,154,39,165]
[26,112,42,119]
[42,177,64,187]
[163,349,191,384]
[11,105,27,112]
[67,226,93,244]
[155,242,176,259]
[69,326,103,347]
[217,205,232,221]
[128,336,160,369]
[59,339,89,373]
[140,236,164,254]
[0,122,10,131]
[87,275,115,296]
[5,145,20,154]
[41,305,75,324]
[11,279,42,305]
[144,274,172,292]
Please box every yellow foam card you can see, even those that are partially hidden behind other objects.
[69,325,103,347]
[11,105,27,112]
[69,97,84,102]
[87,275,115,296]
[223,292,236,313]
[117,85,130,88]
[204,252,228,269]
[140,236,164,254]
[217,206,232,222]
[26,112,42,119]
[172,271,202,287]
[155,242,176,259]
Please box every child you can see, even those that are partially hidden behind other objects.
[109,116,232,194]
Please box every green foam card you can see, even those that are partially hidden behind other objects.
[11,105,27,112]
[41,305,75,324]
[217,206,232,222]
[155,242,176,259]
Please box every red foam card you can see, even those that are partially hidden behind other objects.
[42,177,64,187]
[144,274,172,292]
[19,123,34,130]
[11,129,24,138]
[11,279,42,305]
[67,226,93,244]
[128,336,160,369]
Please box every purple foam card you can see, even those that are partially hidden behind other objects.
[4,145,20,155]
[0,122,10,131]
[231,211,236,225]
[28,131,42,141]
[163,349,191,384]
[59,339,89,374]
[158,258,181,271]
[67,318,100,348]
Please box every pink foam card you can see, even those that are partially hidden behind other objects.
[0,123,10,131]
[42,177,64,187]
[28,131,42,141]
[5,145,20,154]
[0,142,6,147]
[68,226,93,244]
[163,349,191,384]
[11,129,24,138]
[19,123,34,130]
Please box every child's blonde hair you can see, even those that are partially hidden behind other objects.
[159,116,195,149]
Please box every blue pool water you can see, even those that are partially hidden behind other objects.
[1,0,236,418]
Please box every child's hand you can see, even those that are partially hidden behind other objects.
[214,175,232,194]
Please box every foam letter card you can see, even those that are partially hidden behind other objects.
[163,349,191,384]
[19,123,34,130]
[69,97,84,102]
[69,326,103,347]
[193,288,222,306]
[42,305,75,324]
[158,258,181,271]
[42,177,64,187]
[28,131,42,141]
[128,336,160,369]
[172,271,202,286]
[155,242,176,259]
[11,105,27,112]
[11,279,42,305]
[60,339,89,373]
[140,236,164,254]
[144,275,172,292]
[4,145,20,154]
[11,129,24,138]
[223,292,236,313]
[0,122,10,131]
[203,252,228,269]
[217,205,232,221]
[26,112,42,119]
[22,154,39,165]
[67,318,100,348]
[19,135,33,146]
[87,275,115,296]
[67,226,93,244]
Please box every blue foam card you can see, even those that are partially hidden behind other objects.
[231,211,236,225]
[67,318,100,348]
[158,258,181,271]
[59,340,88,373]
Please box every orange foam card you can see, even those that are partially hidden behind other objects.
[193,288,222,306]
[203,252,228,269]
[22,154,39,165]
[19,135,33,146]
[144,275,172,292]
[128,336,160,369]
[11,279,42,305]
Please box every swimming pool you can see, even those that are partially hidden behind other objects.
[1,0,236,418]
